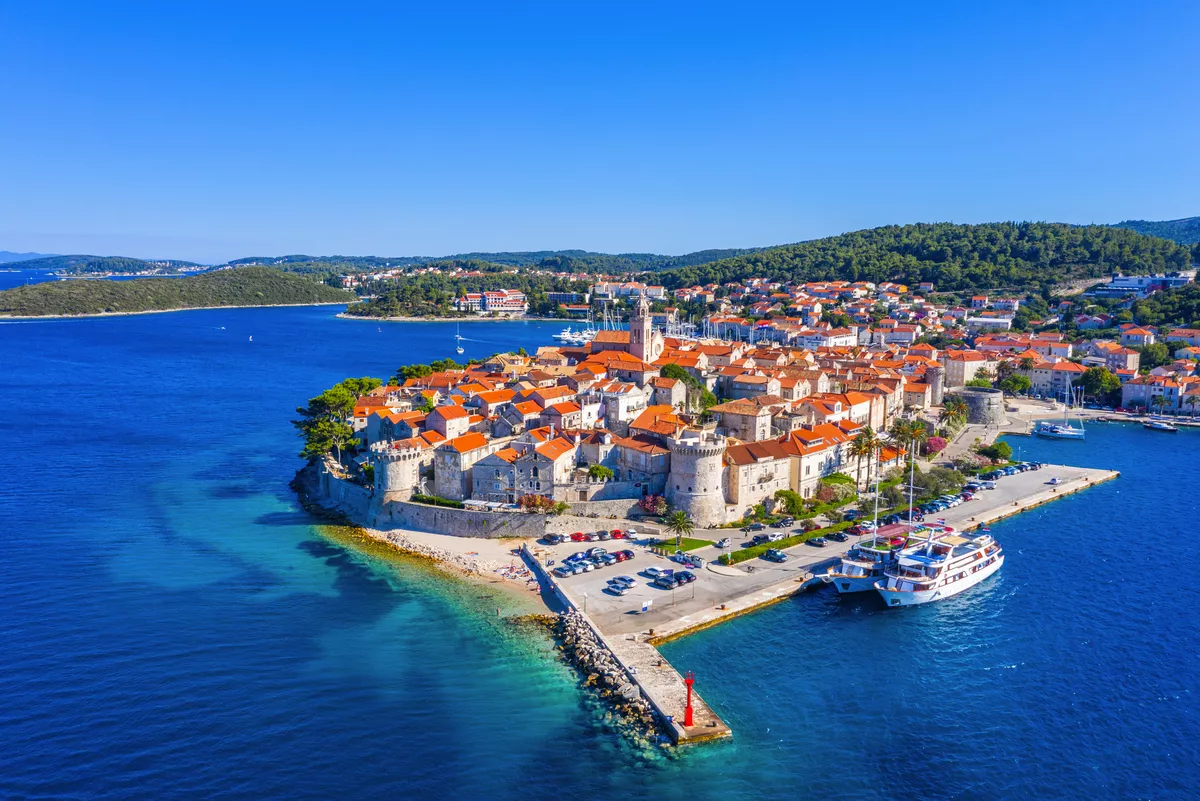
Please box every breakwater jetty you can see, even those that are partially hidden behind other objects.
[523,545,731,745]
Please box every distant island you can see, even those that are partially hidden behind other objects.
[0,254,206,276]
[1111,216,1200,245]
[0,266,355,317]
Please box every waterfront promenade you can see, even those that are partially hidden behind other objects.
[544,461,1118,642]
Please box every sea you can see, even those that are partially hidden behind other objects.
[1,297,1196,800]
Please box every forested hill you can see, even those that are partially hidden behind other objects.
[653,223,1193,293]
[1131,283,1200,329]
[232,247,762,276]
[1111,216,1200,245]
[0,267,354,317]
[1,254,203,274]
[344,270,593,318]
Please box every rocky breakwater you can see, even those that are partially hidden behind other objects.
[555,611,660,744]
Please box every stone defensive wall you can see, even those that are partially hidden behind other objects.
[373,499,550,539]
[317,467,374,520]
[956,386,1009,426]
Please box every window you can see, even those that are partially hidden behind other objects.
[494,469,501,478]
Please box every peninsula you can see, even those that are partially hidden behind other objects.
[295,281,1153,743]
[0,266,355,317]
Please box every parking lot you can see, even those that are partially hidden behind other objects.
[538,459,1112,636]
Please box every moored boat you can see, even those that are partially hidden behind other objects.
[875,532,1004,607]
[1144,419,1178,432]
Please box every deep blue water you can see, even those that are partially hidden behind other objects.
[1,306,1196,799]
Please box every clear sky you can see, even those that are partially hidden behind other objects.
[1,1,1197,264]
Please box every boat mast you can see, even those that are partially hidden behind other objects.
[871,445,881,548]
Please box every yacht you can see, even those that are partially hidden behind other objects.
[1034,389,1085,440]
[1144,419,1178,432]
[455,324,465,355]
[552,327,576,342]
[875,532,1004,607]
[822,524,929,594]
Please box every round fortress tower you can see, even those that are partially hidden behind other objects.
[666,431,728,528]
[371,441,422,504]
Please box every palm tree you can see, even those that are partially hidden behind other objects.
[1150,394,1168,416]
[664,510,695,551]
[848,427,877,490]
[1019,356,1037,372]
[1186,395,1199,418]
[939,396,968,433]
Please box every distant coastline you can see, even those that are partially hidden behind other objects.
[0,301,349,320]
[336,312,564,323]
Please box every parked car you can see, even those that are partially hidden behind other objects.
[771,517,795,528]
[609,575,637,589]
[827,531,849,543]
[597,530,612,540]
[619,550,635,560]
[806,536,828,547]
[605,584,629,596]
[545,533,565,545]
[613,551,630,562]
[653,575,680,589]
[715,537,732,548]
[675,570,696,584]
[847,525,865,536]
[566,551,588,562]
[599,554,619,566]
[742,522,766,532]
[552,566,573,578]
[570,532,588,542]
[766,532,784,542]
[610,529,624,539]
[763,548,788,563]
[586,532,602,542]
[644,567,666,579]
[586,547,607,557]
[750,534,770,546]
[843,510,860,521]
[578,561,595,572]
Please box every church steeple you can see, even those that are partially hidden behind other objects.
[630,295,651,362]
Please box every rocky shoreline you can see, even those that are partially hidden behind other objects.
[293,464,666,746]
[555,611,663,746]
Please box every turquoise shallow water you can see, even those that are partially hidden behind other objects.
[1,304,1197,799]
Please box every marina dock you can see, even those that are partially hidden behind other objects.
[526,460,1117,746]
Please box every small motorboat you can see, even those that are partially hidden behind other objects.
[1144,419,1178,432]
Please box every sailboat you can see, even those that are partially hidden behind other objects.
[1034,388,1085,439]
[455,324,465,355]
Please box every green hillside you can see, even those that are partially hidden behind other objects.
[0,267,355,317]
[2,254,203,274]
[1111,216,1200,245]
[653,222,1192,293]
[230,247,763,277]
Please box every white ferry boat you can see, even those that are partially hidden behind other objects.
[875,532,1004,607]
[822,524,927,594]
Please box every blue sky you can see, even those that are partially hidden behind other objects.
[1,1,1197,263]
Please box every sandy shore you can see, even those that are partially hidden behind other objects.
[351,523,554,610]
[0,301,350,320]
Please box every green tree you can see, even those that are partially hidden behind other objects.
[1076,367,1121,402]
[999,374,1032,394]
[664,510,696,551]
[965,377,993,388]
[587,464,614,480]
[849,427,878,488]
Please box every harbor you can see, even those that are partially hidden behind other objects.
[521,458,1118,744]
